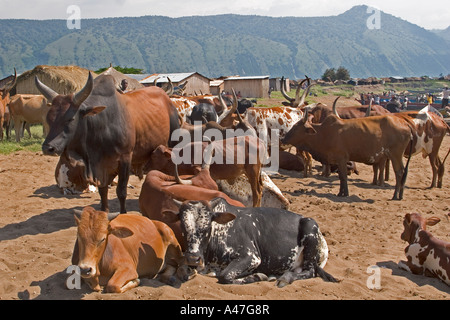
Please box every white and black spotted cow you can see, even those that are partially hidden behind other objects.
[165,197,337,287]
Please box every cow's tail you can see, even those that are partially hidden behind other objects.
[401,130,415,187]
[315,265,339,283]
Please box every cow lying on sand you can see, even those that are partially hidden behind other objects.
[399,213,450,286]
[164,197,338,287]
[72,206,194,293]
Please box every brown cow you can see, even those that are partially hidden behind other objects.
[8,94,50,142]
[399,213,450,286]
[390,107,450,188]
[139,169,244,250]
[282,108,414,200]
[73,206,192,293]
[147,135,266,207]
[0,69,16,140]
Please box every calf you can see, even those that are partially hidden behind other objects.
[399,213,450,285]
[72,206,191,293]
[165,198,337,287]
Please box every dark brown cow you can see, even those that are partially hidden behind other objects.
[399,213,450,286]
[36,73,180,213]
[72,206,191,293]
[139,169,244,250]
[282,109,414,200]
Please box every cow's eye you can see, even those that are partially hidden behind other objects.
[97,237,106,246]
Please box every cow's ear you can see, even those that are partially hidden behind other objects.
[212,212,236,224]
[74,209,83,225]
[81,106,107,118]
[426,217,441,227]
[110,226,134,238]
[162,210,180,223]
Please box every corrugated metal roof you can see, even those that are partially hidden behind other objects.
[140,72,196,84]
[224,75,270,81]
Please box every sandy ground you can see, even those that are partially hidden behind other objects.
[0,126,449,300]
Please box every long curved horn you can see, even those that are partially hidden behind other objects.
[291,78,307,107]
[174,163,192,185]
[218,89,237,124]
[35,76,58,103]
[73,72,94,107]
[302,107,309,124]
[165,77,174,96]
[297,82,315,108]
[280,76,293,102]
[332,96,341,119]
[202,136,214,170]
[153,76,160,87]
[365,98,373,117]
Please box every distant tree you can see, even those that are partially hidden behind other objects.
[322,68,336,82]
[335,66,350,81]
[95,65,144,74]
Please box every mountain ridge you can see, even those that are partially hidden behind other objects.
[0,5,449,79]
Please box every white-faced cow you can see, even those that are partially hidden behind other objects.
[164,198,337,287]
[72,206,192,293]
[36,73,180,213]
[399,213,450,286]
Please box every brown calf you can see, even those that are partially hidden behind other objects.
[399,213,450,285]
[73,206,191,293]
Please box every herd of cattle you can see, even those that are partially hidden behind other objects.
[1,69,450,293]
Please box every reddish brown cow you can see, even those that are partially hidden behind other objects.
[399,213,450,286]
[282,109,414,200]
[139,169,244,250]
[73,206,191,293]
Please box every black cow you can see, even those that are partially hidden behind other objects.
[165,197,337,287]
[187,103,218,124]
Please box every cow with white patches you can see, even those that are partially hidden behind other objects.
[399,213,450,286]
[164,197,337,287]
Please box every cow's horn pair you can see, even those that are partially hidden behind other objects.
[35,72,94,106]
[281,76,314,108]
[217,88,238,124]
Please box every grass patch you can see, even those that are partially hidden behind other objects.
[0,124,45,155]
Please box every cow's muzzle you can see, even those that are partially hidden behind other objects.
[42,143,60,156]
[79,264,96,278]
[184,253,204,268]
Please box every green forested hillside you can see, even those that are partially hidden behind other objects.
[0,5,449,79]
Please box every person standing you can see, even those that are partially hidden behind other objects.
[442,86,450,108]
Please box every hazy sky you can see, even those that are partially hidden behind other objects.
[0,0,449,30]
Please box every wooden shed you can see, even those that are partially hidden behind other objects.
[15,65,96,95]
[140,72,211,96]
[269,77,290,92]
[223,76,270,99]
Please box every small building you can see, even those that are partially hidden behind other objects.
[269,77,290,92]
[223,75,270,99]
[140,72,211,95]
[209,79,224,95]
